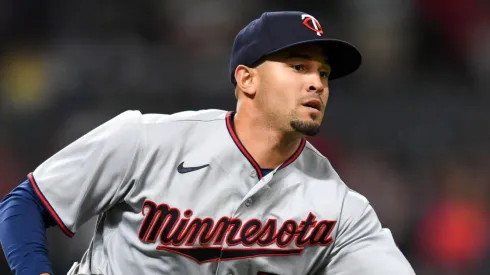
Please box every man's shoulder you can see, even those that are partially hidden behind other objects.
[301,140,369,209]
[139,109,228,125]
[299,141,339,180]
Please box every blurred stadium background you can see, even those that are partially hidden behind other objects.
[0,0,489,274]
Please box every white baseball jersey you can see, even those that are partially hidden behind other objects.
[29,109,415,275]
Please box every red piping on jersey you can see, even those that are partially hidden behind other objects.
[28,173,75,238]
[226,112,263,179]
[225,111,306,179]
[280,138,306,169]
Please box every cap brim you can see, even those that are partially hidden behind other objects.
[263,39,362,80]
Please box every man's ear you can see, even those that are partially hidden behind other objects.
[235,65,257,97]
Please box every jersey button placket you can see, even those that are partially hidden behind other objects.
[249,169,256,178]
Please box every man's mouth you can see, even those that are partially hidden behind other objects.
[302,99,322,111]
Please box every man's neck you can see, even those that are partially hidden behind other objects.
[233,110,303,169]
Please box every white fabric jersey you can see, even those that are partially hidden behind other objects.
[29,109,415,275]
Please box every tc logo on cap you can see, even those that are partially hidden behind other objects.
[301,14,323,36]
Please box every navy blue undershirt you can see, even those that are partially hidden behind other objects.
[261,169,273,177]
[0,179,56,275]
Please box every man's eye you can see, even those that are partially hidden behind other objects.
[292,64,305,71]
[320,71,330,78]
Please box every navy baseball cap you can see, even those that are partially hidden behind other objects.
[229,11,362,85]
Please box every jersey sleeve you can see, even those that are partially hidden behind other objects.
[322,189,415,275]
[29,110,145,237]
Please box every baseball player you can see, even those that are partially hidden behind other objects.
[0,11,415,275]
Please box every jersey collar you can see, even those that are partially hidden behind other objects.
[225,111,306,179]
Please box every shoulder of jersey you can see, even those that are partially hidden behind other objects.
[139,109,227,125]
[303,140,334,170]
[302,142,338,176]
[302,142,371,212]
[303,141,361,193]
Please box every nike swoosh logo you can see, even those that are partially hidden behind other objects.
[177,162,209,174]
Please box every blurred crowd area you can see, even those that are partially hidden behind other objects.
[1,0,489,274]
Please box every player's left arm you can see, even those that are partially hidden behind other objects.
[319,190,415,275]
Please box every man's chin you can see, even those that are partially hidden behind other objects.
[290,119,321,136]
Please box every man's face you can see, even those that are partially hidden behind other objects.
[254,44,331,136]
